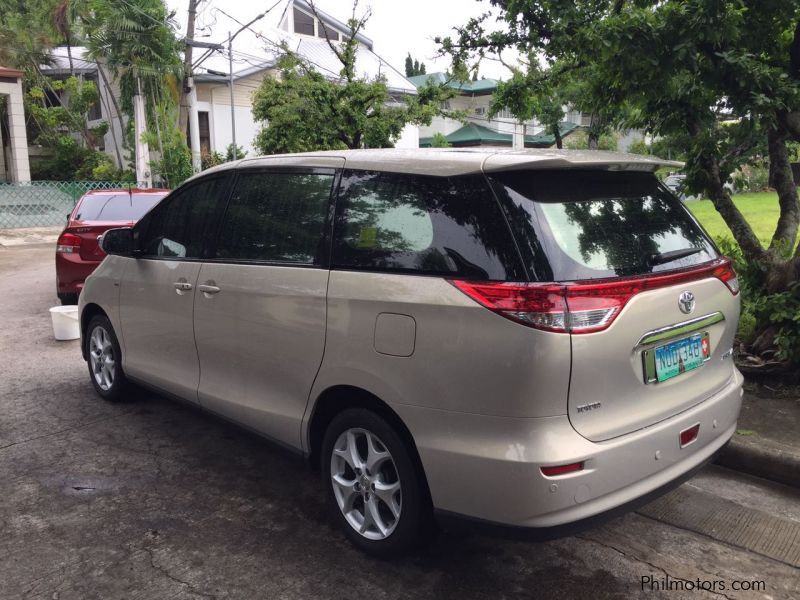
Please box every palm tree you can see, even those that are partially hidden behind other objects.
[82,0,182,117]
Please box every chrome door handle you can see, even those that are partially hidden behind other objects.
[198,283,221,295]
[173,281,193,291]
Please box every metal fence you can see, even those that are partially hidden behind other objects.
[0,181,133,229]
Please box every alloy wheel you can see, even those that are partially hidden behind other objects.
[330,428,402,540]
[89,325,115,391]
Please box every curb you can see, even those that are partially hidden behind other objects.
[714,436,800,489]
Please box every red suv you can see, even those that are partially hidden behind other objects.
[56,188,169,304]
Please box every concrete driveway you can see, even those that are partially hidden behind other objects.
[2,244,799,600]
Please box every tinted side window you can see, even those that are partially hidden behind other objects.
[215,170,333,263]
[138,177,227,259]
[332,170,524,281]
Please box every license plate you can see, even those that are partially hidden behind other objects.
[654,333,710,382]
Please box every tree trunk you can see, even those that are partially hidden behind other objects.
[587,112,600,149]
[701,153,766,262]
[767,127,800,254]
[554,124,563,149]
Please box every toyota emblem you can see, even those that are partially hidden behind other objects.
[678,291,695,314]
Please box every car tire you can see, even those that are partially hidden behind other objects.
[321,408,431,557]
[85,315,128,402]
[58,293,78,305]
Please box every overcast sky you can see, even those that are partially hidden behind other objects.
[167,0,513,80]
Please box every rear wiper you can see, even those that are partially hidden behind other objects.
[646,247,703,267]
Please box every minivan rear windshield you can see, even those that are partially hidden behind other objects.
[491,170,717,281]
[75,193,165,222]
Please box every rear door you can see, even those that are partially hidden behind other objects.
[119,176,229,401]
[193,158,341,448]
[490,170,740,441]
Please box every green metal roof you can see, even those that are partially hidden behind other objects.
[407,72,499,95]
[525,122,582,146]
[419,121,582,148]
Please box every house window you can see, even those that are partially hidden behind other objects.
[293,7,315,35]
[474,107,486,116]
[198,111,210,154]
[187,111,211,155]
[317,25,339,41]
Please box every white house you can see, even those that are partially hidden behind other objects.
[188,0,419,164]
[40,0,419,175]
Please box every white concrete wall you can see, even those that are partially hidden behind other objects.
[394,123,419,149]
[0,80,31,181]
[207,103,259,157]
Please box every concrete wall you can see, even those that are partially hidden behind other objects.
[0,79,31,182]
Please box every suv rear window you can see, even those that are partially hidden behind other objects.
[332,170,525,281]
[75,193,164,221]
[491,170,717,281]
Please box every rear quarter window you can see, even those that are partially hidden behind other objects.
[332,170,525,281]
[490,170,717,281]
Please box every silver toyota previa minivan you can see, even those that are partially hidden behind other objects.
[80,149,743,556]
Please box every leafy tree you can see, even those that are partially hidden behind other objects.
[0,0,59,71]
[26,75,117,180]
[430,132,450,148]
[253,4,457,154]
[404,53,427,77]
[143,104,191,188]
[81,0,182,118]
[441,0,800,360]
[226,143,248,162]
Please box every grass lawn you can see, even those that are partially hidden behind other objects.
[686,191,780,248]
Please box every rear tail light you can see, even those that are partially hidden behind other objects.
[712,261,740,295]
[56,232,82,254]
[541,462,584,477]
[452,257,739,334]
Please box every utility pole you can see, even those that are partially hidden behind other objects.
[229,31,237,161]
[224,10,269,162]
[179,0,200,138]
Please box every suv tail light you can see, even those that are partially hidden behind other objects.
[56,232,82,254]
[452,257,739,334]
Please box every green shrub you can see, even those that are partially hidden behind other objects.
[565,131,618,151]
[715,235,800,361]
[732,164,770,193]
[201,150,225,170]
[430,132,451,148]
[752,282,800,362]
[628,138,650,155]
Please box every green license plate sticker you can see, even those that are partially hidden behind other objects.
[654,333,710,382]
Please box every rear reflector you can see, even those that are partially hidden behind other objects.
[451,257,739,334]
[541,462,584,477]
[679,423,700,448]
[56,232,82,254]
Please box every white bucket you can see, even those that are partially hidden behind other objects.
[50,305,80,341]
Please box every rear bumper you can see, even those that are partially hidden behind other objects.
[394,368,743,530]
[56,252,100,295]
[434,444,721,540]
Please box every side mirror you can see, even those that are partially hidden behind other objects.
[100,227,135,257]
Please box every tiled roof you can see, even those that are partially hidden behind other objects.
[408,72,499,94]
[420,121,582,148]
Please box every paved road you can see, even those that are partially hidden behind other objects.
[1,245,799,600]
